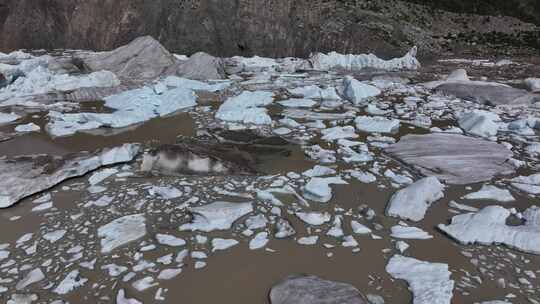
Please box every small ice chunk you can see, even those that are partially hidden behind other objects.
[215,91,274,125]
[88,168,119,185]
[211,238,239,252]
[296,212,331,225]
[117,289,142,304]
[303,176,347,203]
[391,225,433,240]
[458,110,499,138]
[156,234,186,247]
[303,165,336,178]
[132,277,157,292]
[16,268,45,290]
[355,116,400,134]
[275,218,296,238]
[53,270,87,295]
[386,177,444,222]
[278,98,317,108]
[386,255,454,304]
[351,221,372,234]
[395,241,410,253]
[297,236,319,245]
[321,126,358,141]
[343,76,381,105]
[462,185,515,202]
[98,214,146,254]
[148,186,183,199]
[249,232,269,250]
[14,123,40,133]
[180,201,253,232]
[157,268,182,280]
[0,112,20,125]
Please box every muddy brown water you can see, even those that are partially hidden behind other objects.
[2,62,540,303]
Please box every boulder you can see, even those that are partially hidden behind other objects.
[385,133,514,184]
[435,82,531,105]
[174,52,226,80]
[269,275,367,304]
[77,36,176,82]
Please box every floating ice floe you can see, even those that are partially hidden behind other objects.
[385,134,514,184]
[278,98,317,108]
[386,177,444,222]
[117,289,142,304]
[438,205,540,254]
[216,90,274,125]
[303,176,348,203]
[509,174,540,195]
[351,221,372,234]
[0,112,20,125]
[296,212,332,226]
[0,143,139,208]
[355,116,400,134]
[390,225,433,240]
[98,214,146,254]
[88,168,118,185]
[289,85,341,100]
[342,76,381,105]
[180,201,253,232]
[458,110,500,138]
[386,255,454,304]
[462,185,515,202]
[306,46,420,71]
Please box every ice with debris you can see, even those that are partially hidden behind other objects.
[98,214,146,254]
[0,143,139,208]
[386,255,454,304]
[180,201,253,232]
[386,177,445,222]
[438,205,540,254]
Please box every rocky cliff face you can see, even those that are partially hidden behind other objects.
[0,0,538,57]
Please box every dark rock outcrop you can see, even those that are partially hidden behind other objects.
[0,0,538,57]
[269,275,367,304]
